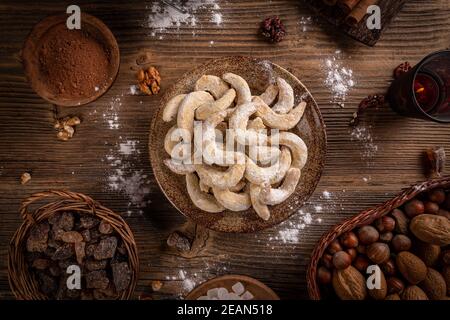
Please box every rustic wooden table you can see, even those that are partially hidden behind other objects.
[0,0,449,300]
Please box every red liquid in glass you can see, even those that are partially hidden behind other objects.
[414,73,440,113]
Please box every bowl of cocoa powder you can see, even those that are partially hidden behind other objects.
[22,13,120,106]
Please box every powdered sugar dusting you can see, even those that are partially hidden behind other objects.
[146,0,223,39]
[350,125,378,159]
[323,50,355,105]
[105,138,151,216]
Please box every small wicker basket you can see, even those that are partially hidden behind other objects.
[307,176,450,300]
[8,190,139,300]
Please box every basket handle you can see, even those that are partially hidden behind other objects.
[19,190,97,223]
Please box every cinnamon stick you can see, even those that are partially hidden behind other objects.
[337,0,361,16]
[345,0,379,27]
[322,0,338,5]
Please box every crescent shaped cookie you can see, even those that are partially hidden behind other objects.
[212,186,251,211]
[272,132,308,170]
[271,78,294,114]
[249,183,270,221]
[163,94,187,122]
[229,102,267,146]
[186,173,225,213]
[245,147,292,185]
[195,163,246,189]
[177,91,214,137]
[222,73,252,105]
[253,96,306,131]
[195,89,236,120]
[164,158,195,175]
[259,84,279,106]
[194,75,230,99]
[260,167,301,205]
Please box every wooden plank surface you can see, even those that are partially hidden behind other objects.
[0,0,449,299]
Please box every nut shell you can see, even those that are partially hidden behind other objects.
[419,268,447,300]
[396,251,427,284]
[367,267,387,300]
[366,242,390,264]
[414,242,441,267]
[391,209,409,234]
[402,286,428,300]
[410,214,450,246]
[332,266,367,300]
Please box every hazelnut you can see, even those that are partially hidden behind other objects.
[333,251,352,270]
[327,239,343,255]
[424,201,440,215]
[387,277,405,294]
[379,232,393,243]
[391,209,410,234]
[428,188,446,204]
[366,242,390,264]
[375,216,396,233]
[353,255,369,272]
[340,231,359,248]
[442,250,450,265]
[356,245,366,254]
[346,248,357,261]
[357,225,379,245]
[437,209,450,219]
[317,266,332,284]
[322,253,333,269]
[392,234,412,252]
[380,259,396,276]
[404,199,425,218]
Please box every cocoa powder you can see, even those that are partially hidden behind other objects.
[37,23,110,99]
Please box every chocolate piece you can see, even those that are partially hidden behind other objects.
[94,237,117,260]
[111,262,131,291]
[85,270,109,289]
[26,222,50,253]
[52,243,74,260]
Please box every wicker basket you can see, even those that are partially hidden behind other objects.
[8,190,139,300]
[307,176,450,300]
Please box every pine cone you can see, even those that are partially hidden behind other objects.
[260,16,286,43]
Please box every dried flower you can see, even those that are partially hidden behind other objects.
[350,94,385,126]
[393,62,412,79]
[137,66,161,95]
[260,16,286,43]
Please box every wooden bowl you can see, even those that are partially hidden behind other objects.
[307,176,450,300]
[150,56,326,233]
[185,275,279,300]
[22,13,120,107]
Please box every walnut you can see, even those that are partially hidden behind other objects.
[137,66,161,95]
[55,116,81,141]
